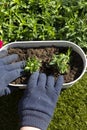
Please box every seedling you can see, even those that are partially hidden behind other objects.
[24,57,41,73]
[49,48,71,74]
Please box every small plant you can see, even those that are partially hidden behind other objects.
[49,48,71,74]
[24,57,41,73]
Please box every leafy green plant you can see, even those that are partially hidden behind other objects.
[49,48,71,74]
[0,0,87,50]
[24,57,41,73]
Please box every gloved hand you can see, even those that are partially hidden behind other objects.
[0,50,25,96]
[18,71,64,130]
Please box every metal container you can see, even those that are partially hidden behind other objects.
[0,41,87,89]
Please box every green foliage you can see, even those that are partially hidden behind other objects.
[59,0,87,49]
[24,57,41,73]
[49,48,71,74]
[0,0,87,50]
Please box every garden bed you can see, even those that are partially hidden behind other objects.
[8,46,83,84]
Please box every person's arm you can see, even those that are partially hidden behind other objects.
[20,127,41,130]
[18,72,64,130]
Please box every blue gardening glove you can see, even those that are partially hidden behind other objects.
[0,50,25,96]
[18,71,64,130]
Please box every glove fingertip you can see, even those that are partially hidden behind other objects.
[5,87,11,95]
[0,50,8,58]
[30,71,39,80]
[38,73,46,88]
[22,60,26,67]
[58,75,64,84]
[55,75,64,94]
[32,71,39,74]
[28,71,39,87]
[47,75,54,88]
[17,60,26,68]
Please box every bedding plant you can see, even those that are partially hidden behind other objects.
[49,48,71,74]
[8,46,83,85]
[24,57,42,73]
[24,48,71,74]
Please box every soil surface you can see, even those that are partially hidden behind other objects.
[8,46,83,84]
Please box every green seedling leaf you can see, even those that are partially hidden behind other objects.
[49,48,71,74]
[24,57,42,73]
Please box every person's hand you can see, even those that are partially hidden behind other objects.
[18,71,64,130]
[0,50,25,97]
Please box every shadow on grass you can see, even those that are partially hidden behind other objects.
[0,89,24,130]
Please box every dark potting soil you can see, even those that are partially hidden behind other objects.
[8,46,83,84]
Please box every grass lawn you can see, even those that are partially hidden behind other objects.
[0,73,87,130]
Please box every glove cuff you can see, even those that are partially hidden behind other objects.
[19,110,51,130]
